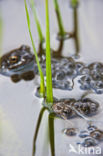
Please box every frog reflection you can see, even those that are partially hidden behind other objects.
[11,71,35,83]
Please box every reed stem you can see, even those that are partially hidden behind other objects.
[24,0,45,96]
[53,0,65,36]
[71,0,80,56]
[45,0,53,104]
[32,107,46,156]
[30,0,44,43]
[48,113,55,156]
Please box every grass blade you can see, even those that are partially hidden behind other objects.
[45,0,53,104]
[32,107,46,156]
[71,0,80,56]
[48,113,55,156]
[53,0,65,36]
[24,0,45,96]
[30,0,44,43]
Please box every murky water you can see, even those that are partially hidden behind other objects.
[0,0,103,156]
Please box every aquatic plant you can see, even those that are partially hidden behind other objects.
[31,1,55,154]
[30,0,44,43]
[71,0,79,8]
[24,0,45,96]
[32,107,46,156]
[48,113,55,156]
[71,0,80,56]
[32,106,55,156]
[53,0,65,37]
[45,0,53,104]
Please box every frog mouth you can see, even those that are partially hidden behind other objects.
[8,61,27,70]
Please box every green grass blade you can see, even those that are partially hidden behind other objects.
[45,0,53,104]
[53,0,65,36]
[24,0,45,96]
[48,113,55,156]
[71,0,80,56]
[32,107,46,156]
[30,0,44,43]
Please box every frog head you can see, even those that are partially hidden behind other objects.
[0,45,35,76]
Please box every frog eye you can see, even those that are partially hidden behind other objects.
[9,55,18,63]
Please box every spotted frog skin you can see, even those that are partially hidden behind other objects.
[52,98,99,119]
[0,45,35,76]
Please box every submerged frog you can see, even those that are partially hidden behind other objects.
[52,98,99,119]
[0,45,85,90]
[0,45,35,76]
[1,45,103,94]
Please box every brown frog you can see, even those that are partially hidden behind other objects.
[0,45,86,90]
[52,98,99,119]
[0,45,35,76]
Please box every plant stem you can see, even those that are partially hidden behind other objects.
[73,6,80,55]
[24,0,45,96]
[71,0,80,56]
[71,0,78,8]
[32,107,46,156]
[53,0,65,36]
[45,0,53,104]
[30,0,44,43]
[52,39,63,58]
[48,113,55,156]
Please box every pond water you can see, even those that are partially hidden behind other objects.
[0,0,103,156]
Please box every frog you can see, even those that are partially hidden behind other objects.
[52,98,99,120]
[0,45,35,76]
[0,45,85,90]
